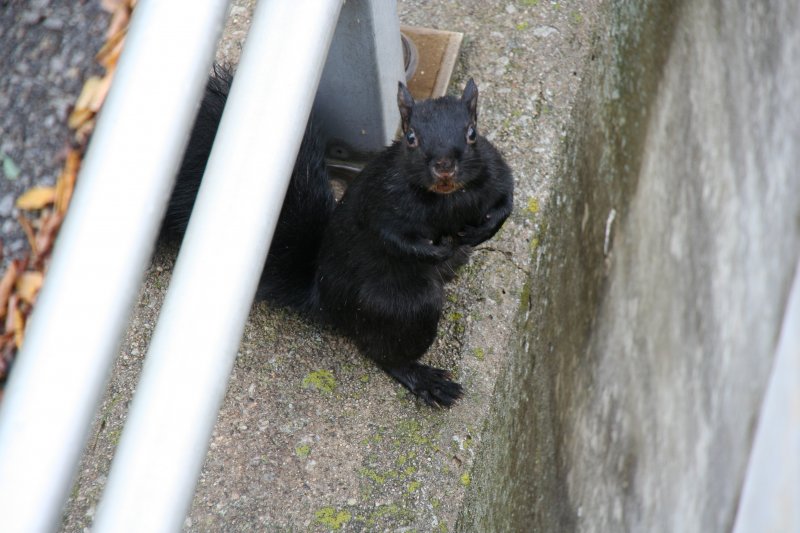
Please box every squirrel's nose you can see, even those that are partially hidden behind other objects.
[433,158,456,178]
[434,158,454,172]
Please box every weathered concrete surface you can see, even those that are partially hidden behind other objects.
[460,0,800,531]
[59,0,597,531]
[44,0,798,531]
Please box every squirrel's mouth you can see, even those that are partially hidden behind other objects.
[429,177,463,194]
[429,169,463,194]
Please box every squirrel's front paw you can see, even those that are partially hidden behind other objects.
[457,219,494,247]
[424,236,458,262]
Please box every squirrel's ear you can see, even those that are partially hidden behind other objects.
[397,82,414,131]
[462,78,479,123]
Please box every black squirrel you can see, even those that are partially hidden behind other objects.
[164,67,514,407]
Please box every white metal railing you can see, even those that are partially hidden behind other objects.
[732,258,800,533]
[0,0,344,531]
[93,1,342,530]
[0,1,230,530]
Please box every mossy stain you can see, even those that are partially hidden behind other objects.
[358,467,396,485]
[526,197,540,215]
[314,507,351,530]
[302,369,336,394]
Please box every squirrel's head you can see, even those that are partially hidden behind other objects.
[397,78,480,195]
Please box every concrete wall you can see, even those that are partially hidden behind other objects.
[459,0,800,531]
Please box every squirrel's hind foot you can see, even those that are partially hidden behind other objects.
[383,362,463,408]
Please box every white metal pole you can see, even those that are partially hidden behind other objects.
[0,2,230,532]
[732,259,800,533]
[92,1,343,531]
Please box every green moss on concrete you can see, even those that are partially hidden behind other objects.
[526,197,541,216]
[314,507,351,530]
[395,450,416,467]
[358,467,396,485]
[302,370,337,394]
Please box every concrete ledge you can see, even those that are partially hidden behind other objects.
[60,0,596,531]
[60,0,800,531]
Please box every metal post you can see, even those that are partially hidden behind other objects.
[314,0,405,160]
[92,1,343,531]
[0,1,230,531]
[732,260,800,533]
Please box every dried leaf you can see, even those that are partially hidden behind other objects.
[56,150,80,214]
[96,29,126,69]
[17,214,37,255]
[5,294,17,334]
[16,272,43,306]
[0,332,14,355]
[68,107,94,130]
[12,302,24,349]
[0,261,20,321]
[74,76,104,112]
[0,331,15,381]
[74,119,97,146]
[89,73,114,112]
[106,6,131,39]
[101,0,126,12]
[16,186,56,210]
[68,76,105,129]
[34,211,64,263]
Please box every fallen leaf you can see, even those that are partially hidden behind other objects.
[68,107,94,130]
[96,28,126,69]
[74,118,97,145]
[0,331,15,381]
[16,186,56,210]
[73,76,104,112]
[17,214,37,255]
[89,72,114,112]
[101,0,126,12]
[16,272,43,306]
[56,150,80,214]
[12,300,24,349]
[2,155,21,180]
[5,294,17,334]
[0,261,20,321]
[105,5,131,39]
[34,211,64,265]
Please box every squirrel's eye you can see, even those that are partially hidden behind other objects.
[466,125,477,144]
[405,129,418,147]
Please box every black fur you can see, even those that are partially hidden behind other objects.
[163,69,513,408]
[162,65,231,237]
[315,80,513,406]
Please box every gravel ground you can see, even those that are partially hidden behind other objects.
[0,0,108,267]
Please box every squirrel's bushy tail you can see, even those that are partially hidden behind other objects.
[256,118,335,311]
[163,65,232,236]
[163,65,335,313]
